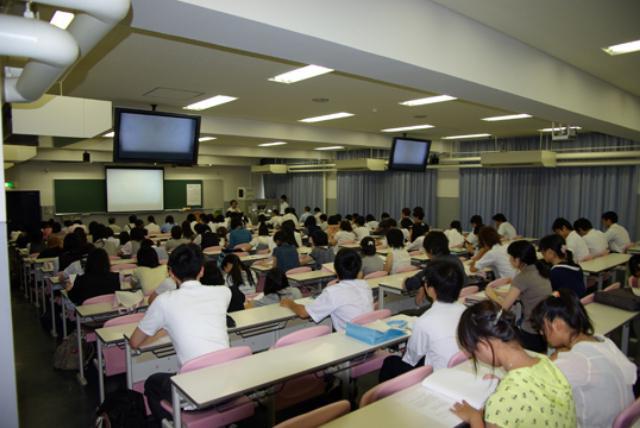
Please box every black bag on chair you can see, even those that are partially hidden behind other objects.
[594,288,640,311]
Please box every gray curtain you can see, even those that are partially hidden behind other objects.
[337,170,437,223]
[263,173,323,213]
[459,166,639,239]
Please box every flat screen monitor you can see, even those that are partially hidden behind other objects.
[113,108,200,165]
[106,167,164,212]
[388,137,431,171]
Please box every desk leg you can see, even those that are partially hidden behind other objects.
[336,362,351,400]
[50,283,57,337]
[264,393,276,427]
[622,322,630,355]
[34,276,40,309]
[97,339,105,403]
[597,274,604,292]
[125,341,133,389]
[171,384,182,428]
[378,287,385,309]
[61,300,67,338]
[41,280,47,315]
[76,315,87,386]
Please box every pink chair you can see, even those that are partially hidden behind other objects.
[160,347,255,427]
[487,277,511,289]
[286,266,312,275]
[326,279,339,286]
[580,293,595,305]
[604,282,621,292]
[234,243,253,252]
[349,310,392,383]
[270,326,332,411]
[359,365,433,407]
[234,252,249,257]
[203,246,222,254]
[395,265,419,273]
[111,263,138,272]
[82,294,116,342]
[101,313,145,376]
[629,277,639,288]
[274,400,351,428]
[109,255,121,261]
[459,286,479,298]
[340,240,356,246]
[447,351,469,368]
[613,397,640,428]
[623,242,636,254]
[364,271,388,280]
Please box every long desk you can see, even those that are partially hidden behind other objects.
[579,253,631,290]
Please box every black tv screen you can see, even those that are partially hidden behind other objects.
[388,137,431,171]
[113,108,200,165]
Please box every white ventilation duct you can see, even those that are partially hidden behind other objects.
[1,0,130,103]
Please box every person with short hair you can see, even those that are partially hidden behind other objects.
[124,215,137,232]
[119,227,146,258]
[145,215,161,235]
[365,214,379,231]
[299,206,313,224]
[281,248,373,331]
[353,216,370,241]
[332,220,357,247]
[601,211,631,253]
[272,231,300,273]
[226,199,240,214]
[160,215,175,234]
[313,207,323,222]
[132,245,168,295]
[444,220,465,248]
[539,234,586,297]
[227,214,252,249]
[552,217,590,262]
[383,228,411,274]
[318,213,328,232]
[573,217,608,257]
[466,214,484,251]
[164,225,188,253]
[492,213,517,240]
[107,217,121,234]
[470,226,517,279]
[248,269,302,308]
[410,207,429,243]
[307,230,335,269]
[279,195,289,215]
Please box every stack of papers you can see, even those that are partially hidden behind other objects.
[421,368,498,409]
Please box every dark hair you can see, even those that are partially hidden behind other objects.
[222,253,254,287]
[85,248,111,276]
[478,226,501,248]
[181,220,194,239]
[128,215,137,223]
[360,236,377,256]
[629,255,640,276]
[492,213,507,223]
[334,248,362,280]
[424,260,464,303]
[280,221,298,247]
[401,207,411,217]
[328,215,340,226]
[137,245,160,268]
[165,215,174,224]
[304,216,317,229]
[450,220,462,233]
[147,215,156,224]
[507,240,549,278]
[457,300,519,367]
[386,228,405,249]
[320,214,328,222]
[108,217,116,225]
[200,260,224,285]
[339,220,353,232]
[264,269,290,296]
[216,227,228,239]
[381,212,390,220]
[193,223,209,235]
[230,216,243,230]
[530,289,594,337]
[601,211,618,223]
[345,214,353,222]
[93,224,107,241]
[105,227,114,238]
[310,230,328,246]
[573,218,593,232]
[186,213,196,222]
[130,227,146,242]
[171,225,182,240]
[551,217,572,232]
[539,234,576,265]
[118,231,130,246]
[366,214,375,222]
[470,215,484,235]
[168,244,204,281]
[412,206,425,220]
[134,219,144,228]
[280,195,287,201]
[273,231,286,245]
[423,231,450,256]
[52,222,62,233]
[258,222,269,236]
[314,207,321,213]
[355,216,365,227]
[400,218,413,229]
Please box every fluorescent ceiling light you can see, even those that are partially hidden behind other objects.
[258,141,287,147]
[381,124,434,132]
[399,95,457,107]
[299,112,354,123]
[102,131,114,138]
[198,136,217,142]
[442,133,491,140]
[482,113,532,122]
[538,126,582,133]
[603,39,640,56]
[314,146,344,151]
[50,11,74,29]
[183,95,237,111]
[269,64,334,84]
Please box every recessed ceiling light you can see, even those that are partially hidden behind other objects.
[399,95,457,107]
[102,131,114,138]
[198,136,217,142]
[538,126,582,133]
[50,11,74,29]
[482,113,532,122]
[381,124,434,132]
[314,146,345,151]
[269,65,334,84]
[603,39,640,56]
[183,95,237,111]
[258,141,288,147]
[299,112,354,123]
[442,133,492,140]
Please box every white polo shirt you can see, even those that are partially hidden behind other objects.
[444,228,465,248]
[582,229,608,257]
[497,222,518,240]
[605,223,631,253]
[138,280,231,366]
[305,279,374,332]
[476,244,517,278]
[566,230,590,262]
[403,301,466,369]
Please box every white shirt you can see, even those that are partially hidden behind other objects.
[605,223,631,253]
[137,280,231,366]
[279,201,289,214]
[334,230,356,245]
[269,215,283,228]
[497,222,517,240]
[555,336,636,428]
[582,229,608,257]
[406,236,425,252]
[145,223,161,235]
[282,213,299,228]
[467,231,479,247]
[444,229,465,248]
[566,230,590,262]
[402,301,466,368]
[366,221,379,231]
[305,279,374,332]
[299,212,312,224]
[476,244,517,278]
[353,226,370,241]
[390,248,411,273]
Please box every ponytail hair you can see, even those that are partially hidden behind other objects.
[507,240,549,278]
[538,234,577,266]
[530,289,593,337]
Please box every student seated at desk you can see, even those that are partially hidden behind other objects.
[181,219,195,242]
[444,220,465,248]
[272,231,301,273]
[399,217,413,242]
[227,214,252,249]
[164,225,188,253]
[247,269,302,308]
[132,245,168,295]
[410,206,429,243]
[331,220,357,246]
[145,215,161,235]
[199,228,220,250]
[282,219,303,248]
[305,230,334,269]
[107,217,121,234]
[539,234,586,298]
[573,218,608,258]
[380,260,465,382]
[119,227,145,258]
[360,237,385,276]
[630,255,640,288]
[485,240,552,353]
[222,253,256,300]
[353,216,370,241]
[281,248,373,331]
[492,213,518,240]
[66,249,119,305]
[303,215,321,239]
[37,235,63,259]
[282,207,300,228]
[452,301,576,428]
[383,228,411,274]
[92,224,119,257]
[465,214,484,254]
[249,222,271,251]
[552,217,590,262]
[470,227,517,279]
[191,223,209,246]
[59,228,95,270]
[318,213,329,232]
[160,215,175,234]
[531,290,636,428]
[124,215,137,232]
[601,211,631,253]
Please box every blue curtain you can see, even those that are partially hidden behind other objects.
[337,170,437,223]
[460,166,639,239]
[263,173,323,213]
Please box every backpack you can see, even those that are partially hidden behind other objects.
[95,389,147,428]
[53,330,94,371]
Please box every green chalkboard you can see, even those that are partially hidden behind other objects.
[54,180,106,213]
[164,180,203,209]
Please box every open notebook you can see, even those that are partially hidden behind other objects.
[421,368,498,409]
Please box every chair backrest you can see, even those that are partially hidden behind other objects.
[82,293,115,306]
[274,400,351,428]
[203,246,222,253]
[360,365,433,407]
[234,243,253,252]
[351,309,391,325]
[604,282,621,292]
[396,265,419,273]
[629,276,639,288]
[256,248,270,255]
[364,270,388,280]
[459,286,479,298]
[109,255,121,261]
[613,396,640,428]
[487,277,511,289]
[326,279,339,286]
[111,263,138,272]
[103,312,145,327]
[286,266,312,275]
[447,351,469,368]
[409,250,423,256]
[180,346,252,374]
[272,325,331,349]
[234,252,249,257]
[580,293,595,305]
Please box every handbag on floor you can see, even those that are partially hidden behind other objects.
[53,330,93,370]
